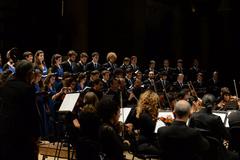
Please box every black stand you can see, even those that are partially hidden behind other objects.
[54,112,74,160]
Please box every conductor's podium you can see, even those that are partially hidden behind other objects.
[39,141,76,160]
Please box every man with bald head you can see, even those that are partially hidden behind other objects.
[157,100,209,160]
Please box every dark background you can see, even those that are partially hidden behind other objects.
[0,0,240,88]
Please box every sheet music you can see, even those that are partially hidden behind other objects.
[212,111,227,124]
[59,93,80,112]
[119,108,131,123]
[154,120,166,133]
[225,110,237,128]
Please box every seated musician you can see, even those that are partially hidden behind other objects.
[132,90,160,155]
[189,94,230,141]
[216,89,239,111]
[97,97,125,160]
[157,100,209,160]
[189,94,239,160]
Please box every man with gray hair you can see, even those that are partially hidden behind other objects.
[157,100,209,160]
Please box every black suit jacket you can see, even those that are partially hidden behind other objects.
[98,123,124,160]
[157,120,209,160]
[189,108,229,141]
[103,62,117,73]
[86,61,102,73]
[171,81,188,92]
[0,80,40,159]
[76,61,87,73]
[61,60,78,73]
[156,79,171,93]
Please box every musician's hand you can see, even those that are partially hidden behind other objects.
[115,121,124,134]
[73,119,80,129]
[128,92,135,101]
[125,123,133,134]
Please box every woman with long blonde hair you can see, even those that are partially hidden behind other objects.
[135,90,160,155]
[136,90,159,121]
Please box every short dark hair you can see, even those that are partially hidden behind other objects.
[91,70,100,75]
[149,60,156,64]
[202,94,215,113]
[68,50,77,57]
[15,60,33,80]
[92,78,102,86]
[83,91,99,107]
[124,57,130,61]
[96,96,120,123]
[102,70,110,76]
[92,52,99,57]
[80,52,88,58]
[23,51,33,58]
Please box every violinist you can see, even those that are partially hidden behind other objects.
[133,90,160,155]
[157,100,209,160]
[216,89,239,111]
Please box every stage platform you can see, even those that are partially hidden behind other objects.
[39,141,75,160]
[38,141,146,160]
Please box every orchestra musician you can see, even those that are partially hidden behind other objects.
[133,90,160,155]
[97,97,125,160]
[216,90,240,111]
[157,100,209,160]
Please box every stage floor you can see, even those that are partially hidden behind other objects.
[38,141,142,160]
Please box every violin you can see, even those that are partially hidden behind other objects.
[217,95,240,110]
[159,115,174,125]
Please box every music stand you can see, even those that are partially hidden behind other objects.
[55,93,80,160]
[59,93,80,112]
[225,110,238,128]
[212,110,228,125]
[119,107,132,123]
